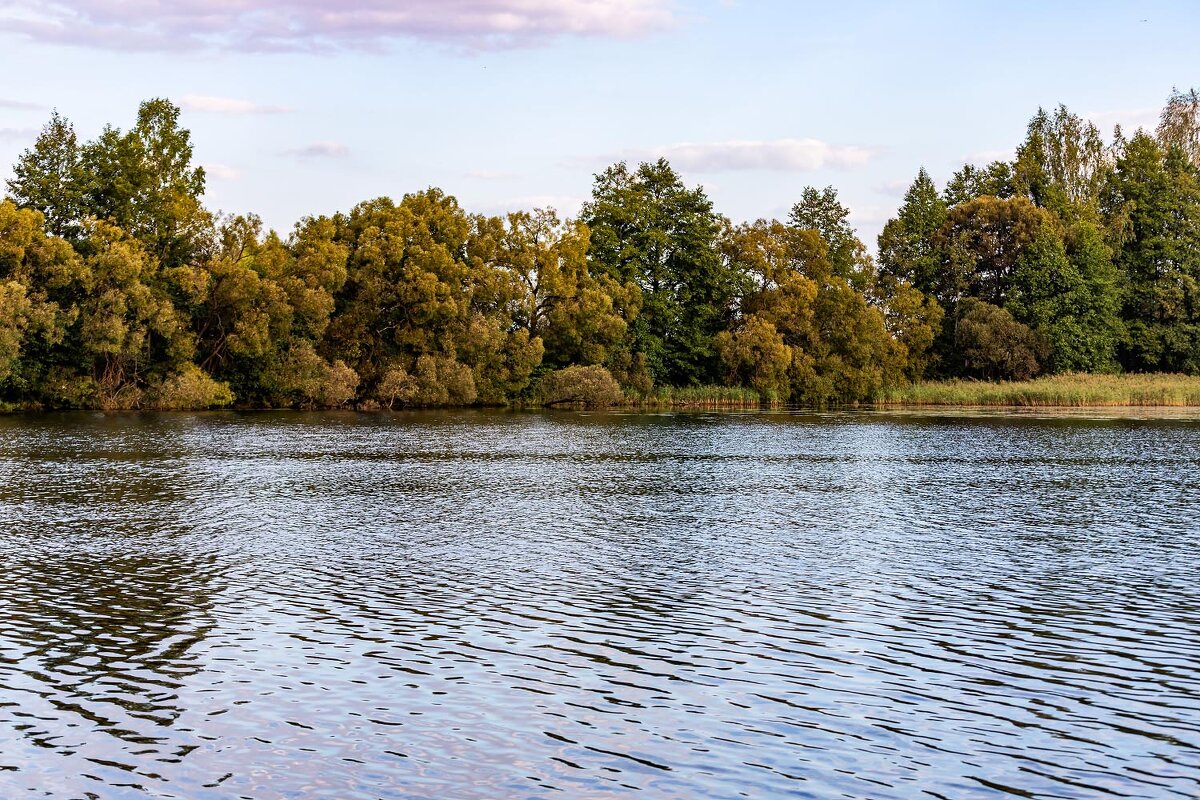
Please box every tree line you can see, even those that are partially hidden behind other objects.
[1,89,1198,409]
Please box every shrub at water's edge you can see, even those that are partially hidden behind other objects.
[534,365,624,409]
[530,367,768,410]
[146,366,235,410]
[875,373,1200,407]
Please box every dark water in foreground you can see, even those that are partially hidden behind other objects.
[0,410,1197,800]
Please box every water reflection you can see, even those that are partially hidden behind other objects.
[0,409,1197,798]
[0,541,218,792]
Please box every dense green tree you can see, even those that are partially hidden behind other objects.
[159,212,353,407]
[0,201,80,392]
[6,111,87,240]
[177,215,292,400]
[936,195,1054,309]
[872,274,944,382]
[325,192,474,385]
[723,220,904,404]
[582,159,736,387]
[878,168,947,294]
[1008,221,1122,372]
[787,186,867,281]
[261,339,359,408]
[953,298,1046,380]
[714,315,792,399]
[68,219,195,408]
[1105,132,1200,372]
[535,364,624,408]
[491,208,638,372]
[79,99,209,268]
[11,92,1200,410]
[943,161,1016,207]
[324,190,543,406]
[721,219,827,292]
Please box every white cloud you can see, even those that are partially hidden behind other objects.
[1,0,677,52]
[181,95,292,114]
[624,138,873,172]
[286,141,349,159]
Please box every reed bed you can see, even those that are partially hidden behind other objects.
[631,385,770,409]
[875,373,1200,407]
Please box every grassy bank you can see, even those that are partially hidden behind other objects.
[875,373,1200,407]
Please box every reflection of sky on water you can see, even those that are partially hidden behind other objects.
[0,410,1197,799]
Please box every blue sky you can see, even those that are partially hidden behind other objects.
[0,0,1196,245]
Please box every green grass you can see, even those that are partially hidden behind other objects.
[630,385,772,409]
[875,372,1200,407]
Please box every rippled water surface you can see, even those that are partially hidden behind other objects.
[1,410,1198,799]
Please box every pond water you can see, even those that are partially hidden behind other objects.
[0,410,1197,799]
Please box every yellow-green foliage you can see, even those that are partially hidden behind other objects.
[377,354,477,408]
[714,316,792,399]
[263,340,360,408]
[42,368,100,409]
[6,96,1200,413]
[148,366,234,410]
[535,365,624,408]
[721,222,909,406]
[876,373,1200,407]
[0,280,33,383]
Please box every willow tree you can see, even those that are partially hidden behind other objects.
[0,201,82,397]
[326,190,542,406]
[720,221,903,404]
[492,208,638,374]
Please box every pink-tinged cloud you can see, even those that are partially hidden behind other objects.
[0,1,677,52]
[286,141,349,159]
[605,138,873,172]
[181,95,292,114]
[203,163,243,180]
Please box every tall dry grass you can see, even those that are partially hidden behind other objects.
[631,385,771,408]
[875,373,1200,407]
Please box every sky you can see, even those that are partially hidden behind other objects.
[0,0,1197,246]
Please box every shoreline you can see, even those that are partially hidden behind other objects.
[5,374,1200,413]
